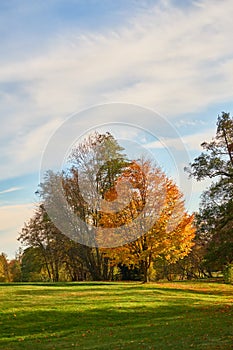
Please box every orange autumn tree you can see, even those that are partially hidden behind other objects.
[98,159,195,282]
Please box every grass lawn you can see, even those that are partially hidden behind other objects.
[0,281,232,349]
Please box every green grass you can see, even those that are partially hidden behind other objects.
[0,281,232,349]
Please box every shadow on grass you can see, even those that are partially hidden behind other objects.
[1,298,232,350]
[0,282,118,287]
[0,281,233,349]
[1,281,232,298]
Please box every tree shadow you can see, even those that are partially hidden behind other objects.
[0,284,232,349]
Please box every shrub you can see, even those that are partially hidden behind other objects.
[223,264,233,284]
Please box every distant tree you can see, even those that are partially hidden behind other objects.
[8,259,22,282]
[0,253,10,282]
[19,204,68,281]
[21,247,44,281]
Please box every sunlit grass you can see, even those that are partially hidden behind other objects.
[0,281,232,349]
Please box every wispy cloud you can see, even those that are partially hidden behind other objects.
[2,0,233,256]
[0,187,23,195]
[145,128,216,152]
[1,0,233,181]
[175,119,207,128]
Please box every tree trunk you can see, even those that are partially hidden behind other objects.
[142,261,150,283]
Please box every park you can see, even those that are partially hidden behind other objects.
[1,2,233,349]
[0,113,233,349]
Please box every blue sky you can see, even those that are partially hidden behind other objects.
[1,0,233,258]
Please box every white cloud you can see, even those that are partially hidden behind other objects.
[2,0,232,256]
[1,0,233,115]
[0,118,62,180]
[1,0,233,180]
[0,203,34,231]
[0,187,23,195]
[181,129,216,152]
[145,127,216,152]
[0,203,35,257]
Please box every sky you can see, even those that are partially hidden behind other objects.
[1,0,233,258]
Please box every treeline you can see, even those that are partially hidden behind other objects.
[0,244,211,283]
[1,113,232,283]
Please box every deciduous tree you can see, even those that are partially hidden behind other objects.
[99,160,195,282]
[186,112,233,273]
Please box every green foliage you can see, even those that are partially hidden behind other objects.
[196,180,233,270]
[223,264,233,284]
[186,112,233,275]
[21,247,44,282]
[19,209,91,282]
[69,131,129,199]
[185,112,233,181]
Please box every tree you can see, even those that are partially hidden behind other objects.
[62,132,129,280]
[195,181,233,271]
[186,112,233,273]
[18,204,89,281]
[0,252,22,282]
[185,112,233,181]
[8,259,22,282]
[0,253,10,282]
[21,247,44,281]
[27,132,129,281]
[20,132,195,282]
[19,204,67,281]
[99,160,195,282]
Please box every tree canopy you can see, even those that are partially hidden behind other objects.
[17,132,195,282]
[186,112,233,272]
